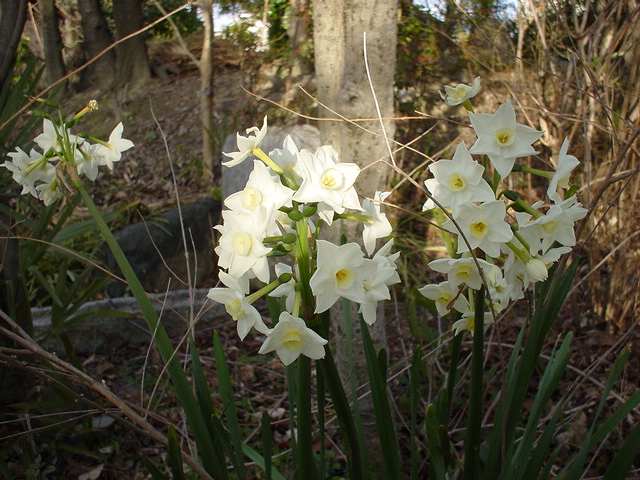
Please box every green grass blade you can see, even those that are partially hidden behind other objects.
[261,413,273,480]
[602,424,640,480]
[424,404,447,479]
[316,359,326,480]
[190,343,229,480]
[167,426,185,480]
[317,347,364,480]
[560,348,631,479]
[77,182,220,477]
[463,287,485,480]
[242,445,287,480]
[361,318,401,479]
[141,456,169,480]
[213,331,247,480]
[410,349,421,480]
[506,333,573,478]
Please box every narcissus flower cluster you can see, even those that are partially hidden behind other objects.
[421,79,586,335]
[208,118,400,366]
[2,102,133,205]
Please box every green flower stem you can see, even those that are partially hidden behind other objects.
[293,218,318,480]
[252,147,284,174]
[463,287,486,479]
[334,212,374,224]
[511,198,542,219]
[520,164,553,178]
[511,227,532,252]
[506,240,531,263]
[246,275,290,304]
[462,99,475,112]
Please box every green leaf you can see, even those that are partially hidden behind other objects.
[506,333,573,478]
[242,445,287,480]
[317,348,364,480]
[603,424,640,480]
[410,350,421,480]
[213,331,246,479]
[361,318,401,479]
[77,183,220,477]
[167,426,185,480]
[424,404,446,479]
[190,342,229,479]
[261,413,273,480]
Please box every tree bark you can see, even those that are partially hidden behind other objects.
[287,0,310,76]
[112,0,151,90]
[77,0,115,87]
[0,0,28,91]
[38,0,66,84]
[198,0,216,180]
[313,0,398,469]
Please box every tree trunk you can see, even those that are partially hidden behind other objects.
[112,0,150,90]
[313,0,398,469]
[287,0,310,76]
[0,0,28,91]
[38,0,66,84]
[77,0,115,87]
[198,0,216,180]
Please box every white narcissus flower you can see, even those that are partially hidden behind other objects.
[452,307,494,336]
[34,119,62,152]
[358,246,401,325]
[93,122,134,170]
[269,263,296,312]
[503,245,571,295]
[469,100,543,177]
[259,312,328,366]
[76,143,104,181]
[2,147,54,197]
[269,135,305,181]
[418,281,469,317]
[214,209,272,282]
[36,178,62,206]
[428,257,500,290]
[548,138,579,202]
[223,116,268,168]
[293,146,362,225]
[207,271,269,340]
[309,240,366,313]
[361,191,393,256]
[423,143,495,212]
[443,201,513,258]
[225,160,294,216]
[441,77,481,106]
[487,271,511,313]
[517,196,587,254]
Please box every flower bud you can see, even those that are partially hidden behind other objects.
[277,272,292,284]
[302,204,317,217]
[282,233,297,244]
[526,258,548,283]
[502,190,520,201]
[288,209,304,221]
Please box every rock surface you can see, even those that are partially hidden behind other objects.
[104,198,221,297]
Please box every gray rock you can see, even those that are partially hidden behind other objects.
[221,123,321,198]
[104,198,221,297]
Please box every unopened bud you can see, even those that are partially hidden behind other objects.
[302,204,317,217]
[526,258,548,283]
[502,190,520,201]
[277,273,292,284]
[288,209,304,221]
[282,233,297,244]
